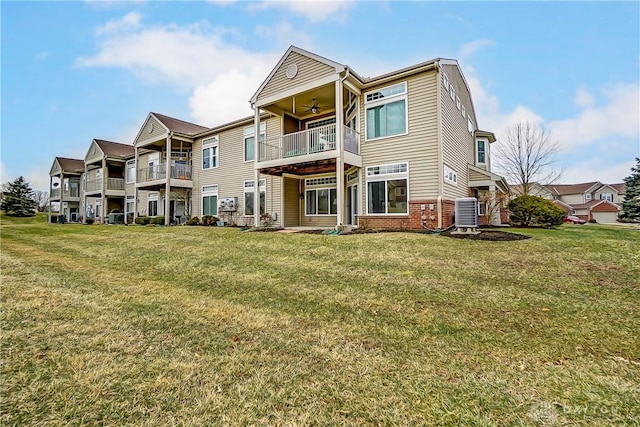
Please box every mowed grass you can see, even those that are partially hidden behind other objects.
[1,214,639,426]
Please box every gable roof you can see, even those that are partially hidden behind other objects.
[571,199,621,211]
[151,112,209,136]
[94,140,135,158]
[610,183,626,194]
[547,181,601,196]
[56,157,84,173]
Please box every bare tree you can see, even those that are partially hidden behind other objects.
[477,189,509,225]
[32,190,50,212]
[494,121,563,195]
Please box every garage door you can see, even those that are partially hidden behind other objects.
[592,211,618,223]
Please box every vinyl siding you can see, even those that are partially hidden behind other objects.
[85,141,104,165]
[193,116,283,226]
[50,160,62,176]
[560,194,588,205]
[136,116,168,144]
[469,169,488,182]
[594,188,618,203]
[359,71,439,211]
[441,65,476,200]
[257,51,336,101]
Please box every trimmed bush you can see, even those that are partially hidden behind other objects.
[135,216,151,225]
[187,216,200,226]
[507,195,565,228]
[151,216,165,225]
[201,215,218,226]
[85,218,95,225]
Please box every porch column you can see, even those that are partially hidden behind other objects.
[84,164,88,223]
[165,135,171,225]
[60,172,65,222]
[335,79,344,227]
[253,106,261,227]
[489,184,498,226]
[48,175,52,223]
[101,158,107,222]
[134,146,139,220]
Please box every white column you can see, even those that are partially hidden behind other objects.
[48,175,52,223]
[335,80,344,227]
[489,184,498,225]
[134,146,139,220]
[253,107,261,227]
[101,159,107,222]
[165,136,171,225]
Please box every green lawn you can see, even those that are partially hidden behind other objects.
[1,214,639,426]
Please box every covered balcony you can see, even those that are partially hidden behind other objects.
[136,163,193,191]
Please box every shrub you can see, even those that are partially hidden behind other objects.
[187,216,200,226]
[507,195,565,228]
[151,216,165,225]
[201,215,218,226]
[85,218,94,225]
[135,216,150,225]
[588,218,597,223]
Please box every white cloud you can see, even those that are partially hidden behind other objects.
[574,88,595,108]
[76,15,291,124]
[549,82,639,150]
[459,39,495,58]
[561,158,635,184]
[464,66,543,136]
[248,0,356,23]
[95,12,141,35]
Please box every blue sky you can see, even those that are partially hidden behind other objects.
[2,1,639,191]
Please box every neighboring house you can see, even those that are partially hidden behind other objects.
[83,139,135,222]
[509,182,554,199]
[50,45,510,229]
[546,181,624,223]
[49,157,85,222]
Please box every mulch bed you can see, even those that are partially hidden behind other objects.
[295,228,530,241]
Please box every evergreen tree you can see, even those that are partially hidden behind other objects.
[1,176,37,217]
[619,158,640,222]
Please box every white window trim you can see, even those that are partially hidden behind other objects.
[600,193,613,202]
[443,164,458,186]
[147,191,159,217]
[365,162,410,216]
[468,118,475,134]
[456,96,461,110]
[202,136,219,170]
[243,123,266,163]
[585,193,592,201]
[364,81,409,142]
[461,105,466,118]
[304,176,338,217]
[243,179,266,216]
[442,73,449,90]
[449,85,455,101]
[476,138,488,166]
[201,184,219,217]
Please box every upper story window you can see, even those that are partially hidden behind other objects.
[461,105,466,118]
[202,136,219,170]
[365,82,407,141]
[585,193,592,201]
[442,73,449,90]
[125,159,136,183]
[456,96,461,110]
[468,118,475,134]
[600,193,613,202]
[244,123,266,162]
[449,85,455,101]
[366,162,409,215]
[476,139,487,165]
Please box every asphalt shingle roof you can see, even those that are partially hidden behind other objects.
[56,157,85,173]
[152,112,209,136]
[94,140,135,158]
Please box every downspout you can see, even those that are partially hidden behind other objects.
[436,60,444,230]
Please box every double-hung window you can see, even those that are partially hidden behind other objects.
[476,139,487,165]
[443,164,457,185]
[244,123,266,162]
[202,136,219,170]
[600,193,613,202]
[365,82,407,140]
[305,177,337,216]
[244,180,266,216]
[202,185,218,216]
[366,162,409,215]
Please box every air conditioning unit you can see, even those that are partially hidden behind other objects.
[453,197,479,234]
[219,197,237,212]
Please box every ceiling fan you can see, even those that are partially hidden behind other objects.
[301,98,324,114]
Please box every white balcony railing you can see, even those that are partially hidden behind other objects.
[137,164,192,183]
[50,188,61,198]
[86,179,102,192]
[258,125,360,162]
